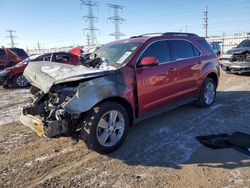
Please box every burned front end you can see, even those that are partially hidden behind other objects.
[220,52,250,73]
[19,61,115,140]
[20,84,82,138]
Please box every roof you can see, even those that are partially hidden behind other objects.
[109,32,201,44]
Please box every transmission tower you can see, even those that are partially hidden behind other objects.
[6,30,17,47]
[203,5,208,38]
[80,0,99,46]
[107,4,125,40]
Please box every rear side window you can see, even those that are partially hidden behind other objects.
[171,40,200,60]
[140,41,172,64]
[197,39,214,54]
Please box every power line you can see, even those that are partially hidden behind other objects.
[80,0,99,47]
[203,5,208,38]
[6,30,17,48]
[107,4,125,40]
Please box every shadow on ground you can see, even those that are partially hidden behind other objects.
[107,91,250,169]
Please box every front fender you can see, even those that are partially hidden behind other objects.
[62,75,128,114]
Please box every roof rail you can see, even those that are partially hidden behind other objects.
[163,32,199,37]
[130,33,163,38]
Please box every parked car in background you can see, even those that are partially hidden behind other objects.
[220,39,250,74]
[0,47,28,69]
[209,42,221,56]
[20,32,220,153]
[0,52,80,87]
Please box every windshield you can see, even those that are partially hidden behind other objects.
[84,42,141,69]
[237,40,250,48]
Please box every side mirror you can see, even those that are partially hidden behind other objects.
[140,56,159,66]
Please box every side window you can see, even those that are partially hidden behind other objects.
[197,39,214,54]
[55,54,70,62]
[43,55,51,61]
[171,40,200,60]
[140,41,172,64]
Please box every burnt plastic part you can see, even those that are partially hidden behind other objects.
[62,74,128,114]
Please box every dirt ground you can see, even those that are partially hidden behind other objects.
[0,71,250,188]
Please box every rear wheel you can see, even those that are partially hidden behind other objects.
[13,74,29,87]
[81,101,129,153]
[196,78,216,107]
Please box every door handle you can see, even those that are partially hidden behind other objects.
[196,61,202,65]
[169,67,176,73]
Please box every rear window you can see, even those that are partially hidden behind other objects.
[197,39,214,54]
[10,48,27,58]
[171,40,200,60]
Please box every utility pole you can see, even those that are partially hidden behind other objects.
[107,4,125,40]
[203,5,208,38]
[80,0,99,46]
[6,30,17,47]
[37,41,41,54]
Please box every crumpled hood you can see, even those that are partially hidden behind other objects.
[227,47,250,54]
[24,61,114,93]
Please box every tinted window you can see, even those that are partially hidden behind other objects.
[237,40,250,48]
[11,48,27,57]
[140,41,172,64]
[43,55,51,61]
[34,54,51,61]
[197,39,214,54]
[55,54,70,62]
[171,40,199,60]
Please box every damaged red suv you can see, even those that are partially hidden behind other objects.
[20,33,220,153]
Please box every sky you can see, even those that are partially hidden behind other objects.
[0,0,249,49]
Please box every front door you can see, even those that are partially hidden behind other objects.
[135,40,178,115]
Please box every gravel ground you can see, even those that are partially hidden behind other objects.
[0,71,250,188]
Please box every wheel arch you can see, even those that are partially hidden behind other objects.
[205,72,219,87]
[99,97,134,127]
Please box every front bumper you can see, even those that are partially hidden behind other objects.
[220,60,250,73]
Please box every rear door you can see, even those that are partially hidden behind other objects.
[136,40,180,115]
[169,39,201,99]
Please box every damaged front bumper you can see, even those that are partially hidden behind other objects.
[19,114,45,137]
[220,60,250,73]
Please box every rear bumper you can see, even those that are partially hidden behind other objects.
[220,60,250,73]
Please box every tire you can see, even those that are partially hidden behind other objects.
[196,78,216,107]
[13,74,29,87]
[80,101,129,153]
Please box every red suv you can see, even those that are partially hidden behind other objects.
[0,52,80,87]
[20,33,220,153]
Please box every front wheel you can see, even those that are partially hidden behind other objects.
[13,74,29,87]
[196,78,216,107]
[81,101,129,153]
